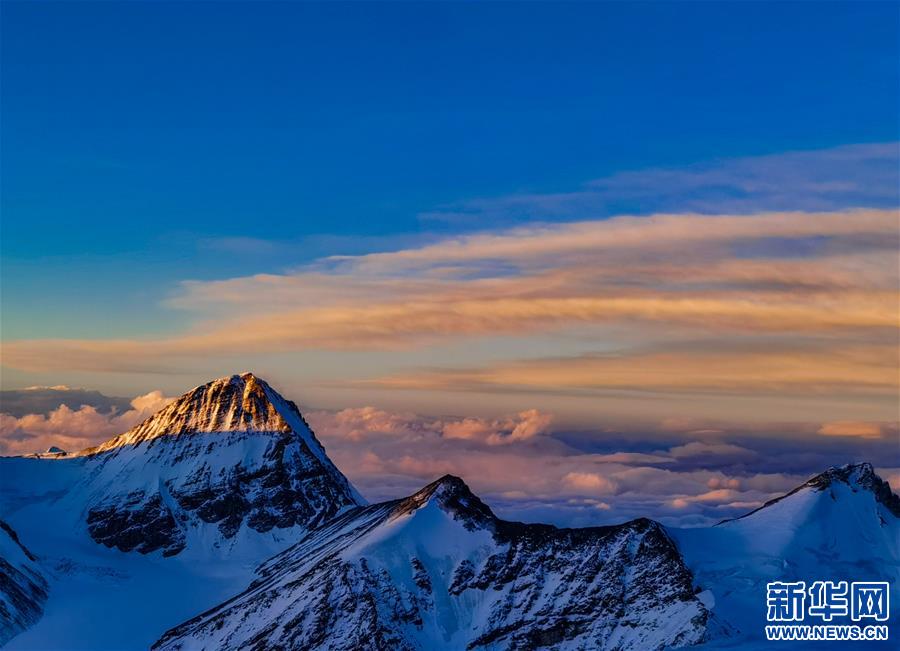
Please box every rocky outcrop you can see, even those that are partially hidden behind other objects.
[154,476,713,651]
[0,520,48,646]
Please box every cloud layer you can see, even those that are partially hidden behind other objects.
[299,404,900,527]
[0,386,133,417]
[2,209,896,373]
[1,388,896,527]
[306,406,552,446]
[0,390,173,455]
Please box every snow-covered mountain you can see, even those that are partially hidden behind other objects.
[0,373,364,649]
[154,475,715,651]
[673,462,900,648]
[1,372,896,650]
[75,372,363,556]
[0,521,47,646]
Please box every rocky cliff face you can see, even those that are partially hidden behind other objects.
[0,521,48,646]
[154,476,713,651]
[77,373,364,556]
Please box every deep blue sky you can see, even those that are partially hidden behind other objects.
[1,1,898,339]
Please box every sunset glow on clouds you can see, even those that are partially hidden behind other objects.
[3,389,895,527]
[3,205,896,429]
[0,389,173,456]
[1,146,897,527]
[2,209,896,359]
[303,405,552,446]
[2,1,898,540]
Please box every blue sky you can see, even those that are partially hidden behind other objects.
[2,1,898,339]
[1,1,898,524]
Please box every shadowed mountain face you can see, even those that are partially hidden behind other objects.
[0,520,48,646]
[0,374,368,649]
[77,373,365,556]
[154,476,714,651]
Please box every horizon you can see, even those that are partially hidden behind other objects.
[2,369,897,530]
[2,1,898,530]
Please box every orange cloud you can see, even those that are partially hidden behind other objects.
[817,421,886,439]
[1,209,896,384]
[366,344,898,396]
[562,472,617,494]
[707,477,742,489]
[330,209,898,273]
[671,488,745,508]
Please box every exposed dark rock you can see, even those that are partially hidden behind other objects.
[153,476,713,651]
[78,374,363,556]
[87,493,185,556]
[0,520,49,645]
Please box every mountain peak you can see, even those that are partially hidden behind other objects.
[154,472,711,651]
[82,372,304,454]
[805,462,874,488]
[417,474,478,502]
[62,373,364,556]
[723,461,900,524]
[431,473,469,491]
[392,474,496,528]
[805,462,900,516]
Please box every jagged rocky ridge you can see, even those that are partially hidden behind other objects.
[0,521,48,646]
[154,476,714,651]
[76,373,365,556]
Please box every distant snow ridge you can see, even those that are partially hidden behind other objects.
[673,462,900,648]
[77,373,365,556]
[718,462,900,524]
[153,475,714,651]
[0,521,48,646]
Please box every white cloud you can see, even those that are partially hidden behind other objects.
[307,406,552,447]
[668,441,757,460]
[562,472,617,494]
[0,390,173,456]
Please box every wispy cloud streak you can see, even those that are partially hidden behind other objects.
[420,142,899,224]
[2,209,896,380]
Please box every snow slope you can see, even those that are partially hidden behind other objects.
[154,476,714,651]
[0,522,47,646]
[0,373,364,649]
[672,463,900,649]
